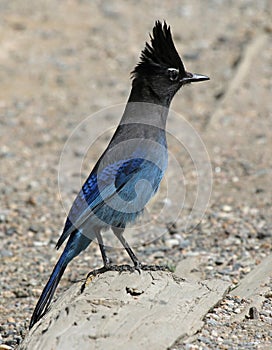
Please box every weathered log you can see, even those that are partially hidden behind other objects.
[20,261,230,350]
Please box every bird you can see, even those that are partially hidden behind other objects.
[29,20,209,329]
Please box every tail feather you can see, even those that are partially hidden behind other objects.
[30,231,92,329]
[29,254,67,329]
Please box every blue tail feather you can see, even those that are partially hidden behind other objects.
[29,251,68,329]
[30,231,91,329]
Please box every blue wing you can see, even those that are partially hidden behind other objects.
[57,157,160,248]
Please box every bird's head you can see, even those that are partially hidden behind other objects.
[131,21,209,105]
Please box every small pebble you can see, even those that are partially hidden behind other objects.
[248,306,259,319]
[222,205,232,212]
[211,329,218,337]
[165,238,179,249]
[234,307,241,314]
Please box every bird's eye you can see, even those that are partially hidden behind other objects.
[168,68,179,82]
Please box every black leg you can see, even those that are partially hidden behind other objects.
[112,226,141,271]
[94,230,111,267]
[82,227,170,294]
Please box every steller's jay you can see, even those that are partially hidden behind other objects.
[29,20,209,329]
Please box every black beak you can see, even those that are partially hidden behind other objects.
[181,72,210,84]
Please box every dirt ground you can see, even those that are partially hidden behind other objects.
[0,1,271,349]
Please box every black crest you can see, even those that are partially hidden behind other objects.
[132,21,185,78]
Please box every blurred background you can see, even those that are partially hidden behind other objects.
[0,0,271,348]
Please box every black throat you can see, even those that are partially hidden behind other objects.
[128,77,173,108]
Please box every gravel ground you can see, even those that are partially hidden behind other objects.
[0,1,271,349]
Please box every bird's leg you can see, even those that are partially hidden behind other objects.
[83,230,112,288]
[92,229,137,274]
[111,228,170,272]
[112,227,141,272]
[95,230,111,268]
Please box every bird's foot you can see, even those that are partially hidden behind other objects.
[140,264,172,271]
[82,266,107,291]
[104,264,136,272]
[85,263,137,281]
[133,261,142,274]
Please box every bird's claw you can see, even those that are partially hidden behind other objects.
[105,264,135,272]
[140,264,171,271]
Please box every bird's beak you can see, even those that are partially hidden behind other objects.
[181,72,210,84]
